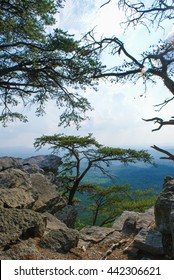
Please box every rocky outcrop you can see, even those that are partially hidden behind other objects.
[54,205,78,228]
[133,229,164,256]
[0,155,174,260]
[40,213,79,253]
[0,156,79,259]
[0,208,46,249]
[70,207,159,260]
[23,155,62,174]
[155,176,174,258]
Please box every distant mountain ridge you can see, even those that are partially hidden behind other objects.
[0,146,174,192]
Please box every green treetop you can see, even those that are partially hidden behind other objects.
[0,0,102,127]
[34,133,154,205]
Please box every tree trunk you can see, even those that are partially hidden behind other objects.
[67,182,79,205]
[92,206,100,226]
[163,76,174,95]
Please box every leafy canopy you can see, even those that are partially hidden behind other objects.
[80,184,157,227]
[34,133,154,205]
[0,0,102,127]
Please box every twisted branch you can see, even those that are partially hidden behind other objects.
[142,117,174,131]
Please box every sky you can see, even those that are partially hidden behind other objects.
[0,0,174,154]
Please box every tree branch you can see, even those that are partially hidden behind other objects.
[151,145,174,161]
[142,117,174,131]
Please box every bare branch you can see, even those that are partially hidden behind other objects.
[155,97,174,111]
[100,0,112,8]
[151,145,174,161]
[118,0,174,30]
[143,117,174,131]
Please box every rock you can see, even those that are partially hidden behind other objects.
[163,176,174,190]
[54,205,78,228]
[80,226,116,243]
[0,157,23,172]
[169,210,174,256]
[155,176,174,234]
[29,173,65,213]
[4,238,43,260]
[112,211,137,231]
[133,229,164,255]
[0,168,31,189]
[112,208,154,233]
[122,216,137,235]
[0,187,37,209]
[0,168,38,209]
[0,155,81,259]
[40,212,79,253]
[24,155,62,174]
[0,208,46,249]
[78,226,121,252]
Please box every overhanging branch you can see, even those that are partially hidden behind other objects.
[151,145,174,161]
[142,117,174,131]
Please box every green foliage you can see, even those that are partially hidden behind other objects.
[0,0,103,127]
[81,184,157,227]
[34,133,154,205]
[97,147,154,164]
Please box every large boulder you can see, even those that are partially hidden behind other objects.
[133,229,164,256]
[29,173,65,213]
[0,157,65,213]
[112,208,154,233]
[0,168,31,189]
[54,205,78,228]
[0,168,38,209]
[0,157,23,172]
[0,155,80,259]
[154,176,174,258]
[155,176,174,234]
[24,155,62,174]
[40,212,79,253]
[0,187,37,209]
[0,208,46,250]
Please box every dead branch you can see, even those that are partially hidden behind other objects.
[142,117,174,131]
[155,97,174,111]
[100,0,112,8]
[151,145,174,161]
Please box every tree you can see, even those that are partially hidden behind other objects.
[34,133,154,205]
[83,0,173,158]
[117,0,174,30]
[101,1,174,29]
[86,32,173,100]
[83,0,173,107]
[0,0,102,127]
[80,184,156,227]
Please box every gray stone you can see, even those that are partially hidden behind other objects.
[112,208,154,233]
[40,212,79,253]
[24,155,62,173]
[54,205,78,228]
[0,208,46,249]
[0,157,23,172]
[0,168,31,189]
[0,187,37,209]
[133,229,164,255]
[80,226,116,243]
[30,173,65,213]
[122,216,137,235]
[112,211,138,231]
[155,177,174,234]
